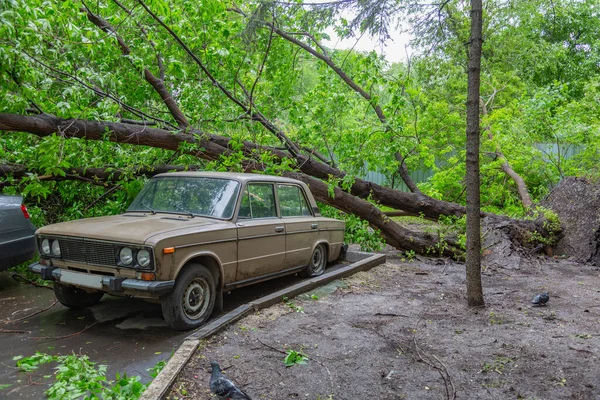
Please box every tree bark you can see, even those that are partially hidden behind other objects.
[465,0,485,307]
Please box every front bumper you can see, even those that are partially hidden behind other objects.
[29,263,175,295]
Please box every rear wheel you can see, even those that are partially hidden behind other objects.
[301,244,327,277]
[53,283,104,308]
[161,264,216,331]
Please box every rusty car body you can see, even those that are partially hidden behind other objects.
[30,172,345,330]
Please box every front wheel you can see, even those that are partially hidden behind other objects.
[161,264,216,331]
[54,283,104,308]
[301,244,327,277]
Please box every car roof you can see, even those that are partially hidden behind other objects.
[152,171,304,185]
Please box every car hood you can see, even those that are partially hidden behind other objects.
[36,213,224,244]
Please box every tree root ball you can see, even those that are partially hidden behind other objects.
[542,177,600,264]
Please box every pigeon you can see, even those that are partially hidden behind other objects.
[532,292,549,306]
[209,361,252,400]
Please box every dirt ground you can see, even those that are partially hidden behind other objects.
[166,253,600,400]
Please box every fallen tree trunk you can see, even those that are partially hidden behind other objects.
[0,113,466,219]
[0,162,460,256]
[0,113,554,255]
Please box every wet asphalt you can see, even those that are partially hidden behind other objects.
[0,264,345,399]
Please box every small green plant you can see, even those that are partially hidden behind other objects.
[147,359,166,379]
[403,250,416,261]
[283,350,308,367]
[282,296,304,313]
[310,294,319,300]
[554,377,567,386]
[480,356,513,374]
[575,334,592,339]
[13,352,166,399]
[488,312,503,325]
[525,206,561,246]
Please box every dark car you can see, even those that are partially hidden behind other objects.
[0,195,37,271]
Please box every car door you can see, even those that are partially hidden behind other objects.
[277,184,318,269]
[236,182,286,281]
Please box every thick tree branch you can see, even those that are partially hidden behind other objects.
[0,113,551,255]
[0,113,461,218]
[0,112,544,227]
[286,172,460,256]
[480,97,532,209]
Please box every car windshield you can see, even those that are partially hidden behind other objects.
[127,177,240,219]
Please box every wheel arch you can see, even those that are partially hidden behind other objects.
[177,252,224,289]
[312,240,330,262]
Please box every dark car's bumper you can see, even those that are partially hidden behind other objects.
[29,263,175,295]
[0,235,36,271]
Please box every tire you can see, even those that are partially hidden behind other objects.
[161,264,216,331]
[301,244,327,277]
[53,283,104,308]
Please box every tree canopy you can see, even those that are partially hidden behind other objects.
[0,0,597,252]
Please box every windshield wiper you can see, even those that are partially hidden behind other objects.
[174,204,195,218]
[141,202,157,215]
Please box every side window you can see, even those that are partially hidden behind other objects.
[239,183,277,219]
[278,185,312,217]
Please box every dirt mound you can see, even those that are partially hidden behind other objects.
[543,177,600,263]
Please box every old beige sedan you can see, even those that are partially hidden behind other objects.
[30,172,345,330]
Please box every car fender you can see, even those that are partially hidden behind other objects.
[174,251,225,289]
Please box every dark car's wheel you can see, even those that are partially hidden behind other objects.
[301,244,327,277]
[161,264,216,331]
[53,283,104,308]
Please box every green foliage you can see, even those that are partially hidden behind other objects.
[480,356,513,374]
[320,204,385,251]
[1,0,599,251]
[14,352,168,399]
[525,206,562,246]
[147,360,167,379]
[283,350,308,367]
[282,296,304,313]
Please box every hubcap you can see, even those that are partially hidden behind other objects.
[182,279,209,320]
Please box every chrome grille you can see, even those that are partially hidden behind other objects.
[57,237,118,267]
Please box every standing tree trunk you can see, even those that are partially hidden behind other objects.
[465,0,485,307]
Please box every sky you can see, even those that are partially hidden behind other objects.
[322,28,413,64]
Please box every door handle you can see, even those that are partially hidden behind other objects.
[275,226,284,233]
[311,224,318,229]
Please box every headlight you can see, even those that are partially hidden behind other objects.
[119,247,133,265]
[51,240,61,257]
[41,239,50,255]
[137,249,151,268]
